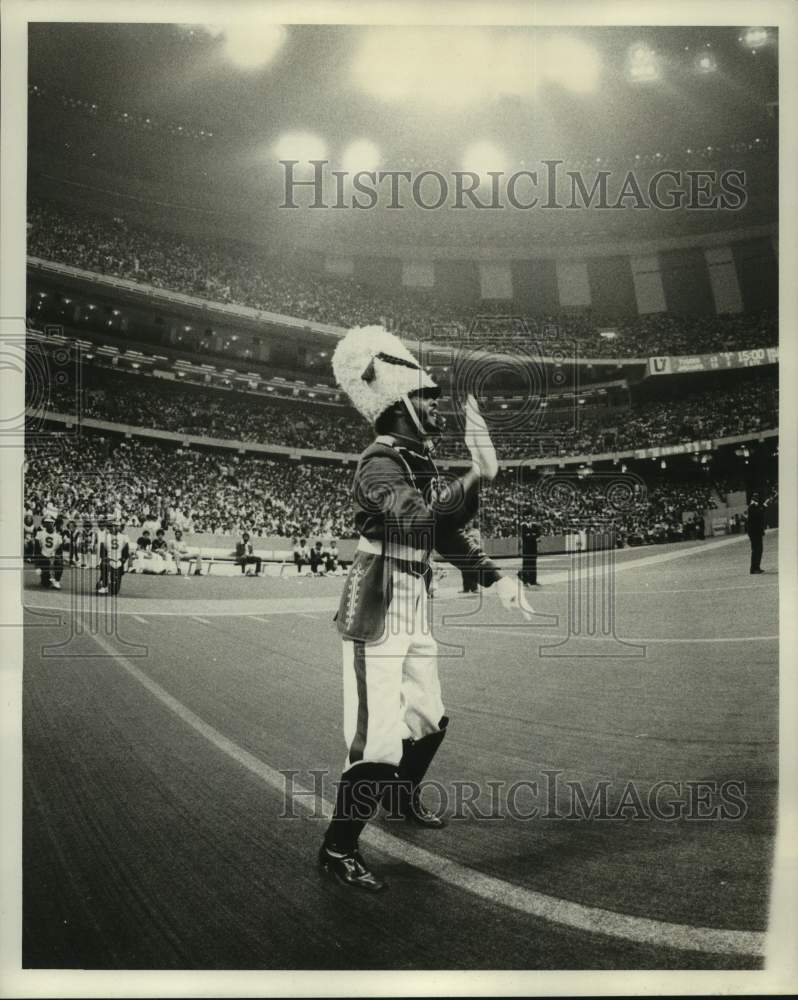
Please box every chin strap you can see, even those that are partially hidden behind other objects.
[401,395,434,452]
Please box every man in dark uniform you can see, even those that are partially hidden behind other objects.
[519,514,541,587]
[746,492,766,574]
[319,325,532,892]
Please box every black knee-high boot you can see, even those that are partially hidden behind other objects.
[320,762,399,892]
[323,762,399,853]
[389,716,449,828]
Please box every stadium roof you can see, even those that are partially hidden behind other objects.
[28,23,777,251]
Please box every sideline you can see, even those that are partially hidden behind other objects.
[24,534,756,619]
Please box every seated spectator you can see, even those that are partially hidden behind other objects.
[131,530,165,574]
[151,527,169,566]
[293,537,310,574]
[236,531,262,576]
[310,540,326,576]
[168,528,194,575]
[325,539,341,575]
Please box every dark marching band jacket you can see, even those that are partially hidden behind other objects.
[336,434,501,642]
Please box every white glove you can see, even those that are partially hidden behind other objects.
[495,575,535,620]
[464,394,499,481]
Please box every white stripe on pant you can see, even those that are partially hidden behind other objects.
[342,566,444,769]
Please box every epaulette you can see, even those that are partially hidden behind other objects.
[357,435,418,487]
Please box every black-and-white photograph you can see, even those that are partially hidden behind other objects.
[1,1,796,995]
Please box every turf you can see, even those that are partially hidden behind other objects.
[22,534,777,970]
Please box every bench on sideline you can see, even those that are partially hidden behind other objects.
[195,547,347,577]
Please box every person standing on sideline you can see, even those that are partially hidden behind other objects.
[34,509,64,589]
[77,518,97,568]
[318,325,533,892]
[98,517,131,596]
[746,492,767,574]
[64,519,79,566]
[459,524,481,593]
[519,515,541,587]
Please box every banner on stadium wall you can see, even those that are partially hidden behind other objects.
[633,439,714,460]
[647,346,778,376]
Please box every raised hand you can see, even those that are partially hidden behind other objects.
[464,394,499,481]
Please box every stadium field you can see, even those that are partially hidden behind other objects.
[22,533,777,970]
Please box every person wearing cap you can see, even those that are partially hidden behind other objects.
[151,527,168,557]
[98,517,131,596]
[34,509,64,589]
[318,325,532,892]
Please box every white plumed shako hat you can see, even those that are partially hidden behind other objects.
[331,325,439,423]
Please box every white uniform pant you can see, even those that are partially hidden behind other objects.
[342,566,443,769]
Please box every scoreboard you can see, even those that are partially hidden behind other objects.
[648,346,778,376]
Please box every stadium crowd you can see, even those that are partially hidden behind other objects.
[25,434,356,540]
[28,198,777,357]
[25,428,750,549]
[436,373,779,459]
[478,472,717,543]
[47,371,368,452]
[42,366,777,460]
